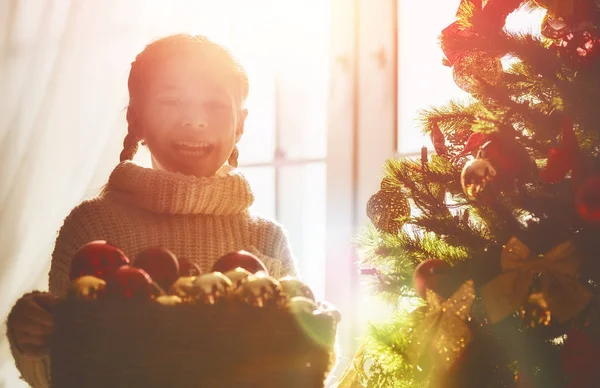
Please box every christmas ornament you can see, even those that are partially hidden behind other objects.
[406,280,476,369]
[279,276,315,301]
[576,175,600,222]
[168,276,197,302]
[481,237,591,324]
[133,247,180,291]
[542,15,571,39]
[452,51,503,94]
[155,295,183,306]
[69,276,106,300]
[287,296,318,315]
[223,268,253,288]
[211,250,268,275]
[70,240,129,281]
[237,272,284,307]
[519,292,553,328]
[540,118,580,183]
[316,301,343,323]
[461,158,497,201]
[413,259,452,299]
[478,136,535,179]
[105,265,153,300]
[190,272,233,304]
[177,258,202,277]
[366,188,411,234]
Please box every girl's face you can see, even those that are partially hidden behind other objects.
[138,54,247,177]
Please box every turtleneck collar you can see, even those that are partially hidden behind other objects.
[103,161,254,215]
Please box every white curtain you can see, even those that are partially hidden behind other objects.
[0,1,328,385]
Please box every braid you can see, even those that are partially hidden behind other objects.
[228,146,239,168]
[120,132,140,162]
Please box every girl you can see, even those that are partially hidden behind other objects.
[6,34,297,387]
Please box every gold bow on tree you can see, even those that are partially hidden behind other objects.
[481,237,591,324]
[407,280,476,370]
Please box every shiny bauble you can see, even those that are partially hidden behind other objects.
[70,240,129,281]
[69,276,106,300]
[223,268,253,289]
[168,276,197,302]
[366,188,411,234]
[133,247,179,291]
[155,295,183,306]
[177,258,202,277]
[212,250,268,274]
[237,272,284,307]
[287,296,318,314]
[190,272,233,304]
[461,158,497,201]
[105,265,153,300]
[279,276,315,301]
[576,175,600,223]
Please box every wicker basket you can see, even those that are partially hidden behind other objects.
[51,299,337,388]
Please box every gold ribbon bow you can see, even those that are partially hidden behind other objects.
[481,237,591,324]
[407,280,476,369]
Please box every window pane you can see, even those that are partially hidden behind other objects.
[278,162,326,300]
[397,0,468,154]
[242,166,276,220]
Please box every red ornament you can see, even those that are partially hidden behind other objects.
[105,265,153,300]
[413,259,452,299]
[178,258,202,277]
[70,240,129,281]
[211,250,268,275]
[478,135,535,180]
[540,118,581,183]
[133,247,179,290]
[577,175,600,222]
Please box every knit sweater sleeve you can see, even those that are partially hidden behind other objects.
[6,202,96,388]
[248,216,298,278]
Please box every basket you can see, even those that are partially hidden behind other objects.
[51,299,337,388]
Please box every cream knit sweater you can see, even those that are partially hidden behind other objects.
[7,161,297,388]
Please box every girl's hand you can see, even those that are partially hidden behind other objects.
[9,292,58,357]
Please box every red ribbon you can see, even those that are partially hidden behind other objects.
[441,0,525,65]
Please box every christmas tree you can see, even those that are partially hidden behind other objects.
[337,1,600,387]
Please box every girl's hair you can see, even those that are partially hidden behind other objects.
[120,34,249,166]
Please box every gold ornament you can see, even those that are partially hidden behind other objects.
[155,295,183,306]
[481,237,591,324]
[69,276,106,300]
[461,158,497,201]
[168,276,197,302]
[279,276,315,301]
[236,272,283,307]
[287,296,318,315]
[520,292,552,328]
[223,268,253,289]
[452,51,503,94]
[366,188,410,234]
[406,280,476,369]
[316,300,342,323]
[191,272,233,304]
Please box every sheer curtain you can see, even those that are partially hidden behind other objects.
[0,1,328,385]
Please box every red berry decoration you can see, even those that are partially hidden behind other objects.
[133,247,180,290]
[576,175,600,223]
[105,265,153,300]
[70,240,129,281]
[413,259,452,299]
[178,258,203,277]
[211,250,268,275]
